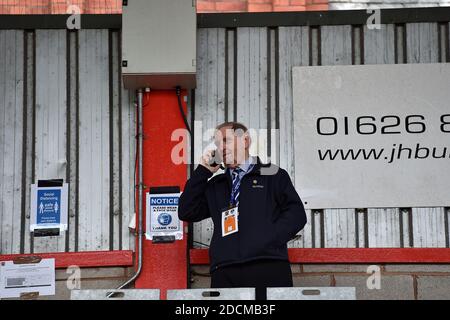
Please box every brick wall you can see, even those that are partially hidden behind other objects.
[329,0,449,10]
[192,264,450,300]
[0,0,328,14]
[2,264,449,299]
[2,0,450,15]
[197,0,329,12]
[0,0,122,14]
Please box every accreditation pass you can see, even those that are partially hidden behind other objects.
[221,206,238,237]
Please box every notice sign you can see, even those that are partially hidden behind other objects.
[146,193,183,240]
[293,63,450,209]
[31,184,68,232]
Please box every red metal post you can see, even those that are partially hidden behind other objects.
[134,90,189,299]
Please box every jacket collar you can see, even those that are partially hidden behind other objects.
[219,156,267,182]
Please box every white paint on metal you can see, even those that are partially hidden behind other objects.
[167,288,255,300]
[267,287,356,300]
[34,29,67,253]
[0,30,24,254]
[78,30,110,251]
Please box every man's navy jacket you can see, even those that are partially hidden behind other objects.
[178,158,307,273]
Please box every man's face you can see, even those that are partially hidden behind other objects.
[214,126,249,168]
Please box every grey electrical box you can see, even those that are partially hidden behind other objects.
[122,0,196,90]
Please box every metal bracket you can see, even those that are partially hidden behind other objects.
[20,292,40,300]
[135,183,148,190]
[152,235,176,244]
[135,133,149,140]
[13,255,42,264]
[33,228,60,237]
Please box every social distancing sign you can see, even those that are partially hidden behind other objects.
[30,183,68,233]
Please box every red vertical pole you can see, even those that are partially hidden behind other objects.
[134,90,189,299]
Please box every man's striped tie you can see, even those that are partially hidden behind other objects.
[231,167,243,206]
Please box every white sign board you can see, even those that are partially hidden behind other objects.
[30,183,68,232]
[293,63,450,209]
[0,258,55,299]
[146,193,183,240]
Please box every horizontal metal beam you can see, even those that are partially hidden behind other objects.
[0,250,134,268]
[0,7,449,29]
[190,248,450,264]
[197,7,450,28]
[0,14,121,29]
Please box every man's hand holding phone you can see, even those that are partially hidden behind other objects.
[200,149,222,173]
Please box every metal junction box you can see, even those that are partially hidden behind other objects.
[122,0,196,90]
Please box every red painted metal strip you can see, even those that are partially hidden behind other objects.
[190,248,450,264]
[0,250,134,269]
[134,90,189,299]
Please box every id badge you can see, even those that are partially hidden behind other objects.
[221,206,239,237]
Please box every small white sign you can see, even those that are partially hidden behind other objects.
[0,258,55,299]
[146,193,183,240]
[30,184,68,232]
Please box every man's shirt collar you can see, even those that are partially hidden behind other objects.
[229,156,256,175]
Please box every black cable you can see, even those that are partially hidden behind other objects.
[175,86,191,135]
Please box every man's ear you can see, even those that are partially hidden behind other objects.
[244,132,251,150]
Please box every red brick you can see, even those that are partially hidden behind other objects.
[215,1,247,11]
[306,3,328,10]
[0,6,11,14]
[11,7,22,14]
[51,4,68,14]
[273,5,306,11]
[273,0,290,4]
[0,0,330,15]
[248,3,273,11]
[290,0,307,5]
[197,0,216,12]
[30,0,50,5]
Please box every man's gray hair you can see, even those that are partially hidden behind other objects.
[215,121,248,136]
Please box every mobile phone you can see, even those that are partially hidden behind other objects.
[209,150,224,169]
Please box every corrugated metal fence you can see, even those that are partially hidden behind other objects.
[0,29,136,254]
[193,21,450,249]
[1,13,449,255]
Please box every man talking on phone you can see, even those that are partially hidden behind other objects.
[178,121,307,300]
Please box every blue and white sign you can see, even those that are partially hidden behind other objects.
[37,189,61,224]
[30,184,68,232]
[146,193,182,240]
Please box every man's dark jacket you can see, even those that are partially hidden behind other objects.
[178,158,307,273]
